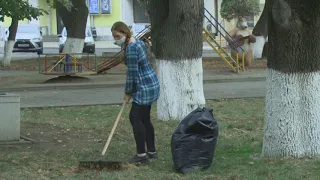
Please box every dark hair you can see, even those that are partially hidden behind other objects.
[111,21,132,49]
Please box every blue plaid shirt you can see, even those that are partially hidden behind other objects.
[124,40,160,105]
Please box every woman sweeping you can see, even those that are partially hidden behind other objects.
[111,22,160,164]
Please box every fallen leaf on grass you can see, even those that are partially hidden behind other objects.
[37,169,50,175]
[61,166,80,175]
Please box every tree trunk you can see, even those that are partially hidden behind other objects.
[263,0,320,158]
[252,2,268,37]
[252,2,268,59]
[1,17,18,67]
[56,0,88,54]
[149,0,206,121]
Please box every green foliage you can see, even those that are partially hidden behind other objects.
[220,0,261,21]
[0,0,48,22]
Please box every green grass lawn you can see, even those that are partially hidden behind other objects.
[1,98,319,180]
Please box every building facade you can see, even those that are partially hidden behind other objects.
[0,0,265,40]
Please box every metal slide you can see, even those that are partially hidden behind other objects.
[97,26,151,74]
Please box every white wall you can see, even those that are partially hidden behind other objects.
[122,0,134,26]
[94,0,134,40]
[121,0,148,36]
[87,15,91,27]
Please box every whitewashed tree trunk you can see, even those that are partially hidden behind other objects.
[56,0,88,57]
[263,0,320,158]
[1,40,14,67]
[62,38,85,54]
[263,69,320,157]
[156,58,206,121]
[252,36,265,59]
[149,0,205,121]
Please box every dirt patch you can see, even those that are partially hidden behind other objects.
[0,59,39,71]
[0,55,105,72]
[43,76,92,84]
[0,122,106,153]
[203,58,267,69]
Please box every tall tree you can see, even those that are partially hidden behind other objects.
[148,0,206,121]
[220,0,261,22]
[50,0,89,53]
[220,0,262,59]
[0,1,47,67]
[263,0,320,158]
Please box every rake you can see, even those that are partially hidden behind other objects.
[78,100,128,170]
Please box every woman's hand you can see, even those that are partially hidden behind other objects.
[124,93,132,103]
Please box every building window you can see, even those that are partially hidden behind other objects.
[133,0,149,23]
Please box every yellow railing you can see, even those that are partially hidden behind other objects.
[203,28,245,73]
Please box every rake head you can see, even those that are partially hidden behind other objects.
[78,160,127,170]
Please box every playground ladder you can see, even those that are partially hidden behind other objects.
[204,8,246,73]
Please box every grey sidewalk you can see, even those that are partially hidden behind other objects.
[17,81,266,108]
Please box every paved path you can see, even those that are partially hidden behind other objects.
[0,68,267,92]
[0,70,35,77]
[16,81,266,108]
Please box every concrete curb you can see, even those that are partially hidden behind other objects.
[0,77,266,93]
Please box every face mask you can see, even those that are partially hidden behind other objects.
[114,36,126,46]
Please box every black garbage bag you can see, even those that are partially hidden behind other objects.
[171,107,219,174]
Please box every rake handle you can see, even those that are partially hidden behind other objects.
[101,100,126,156]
